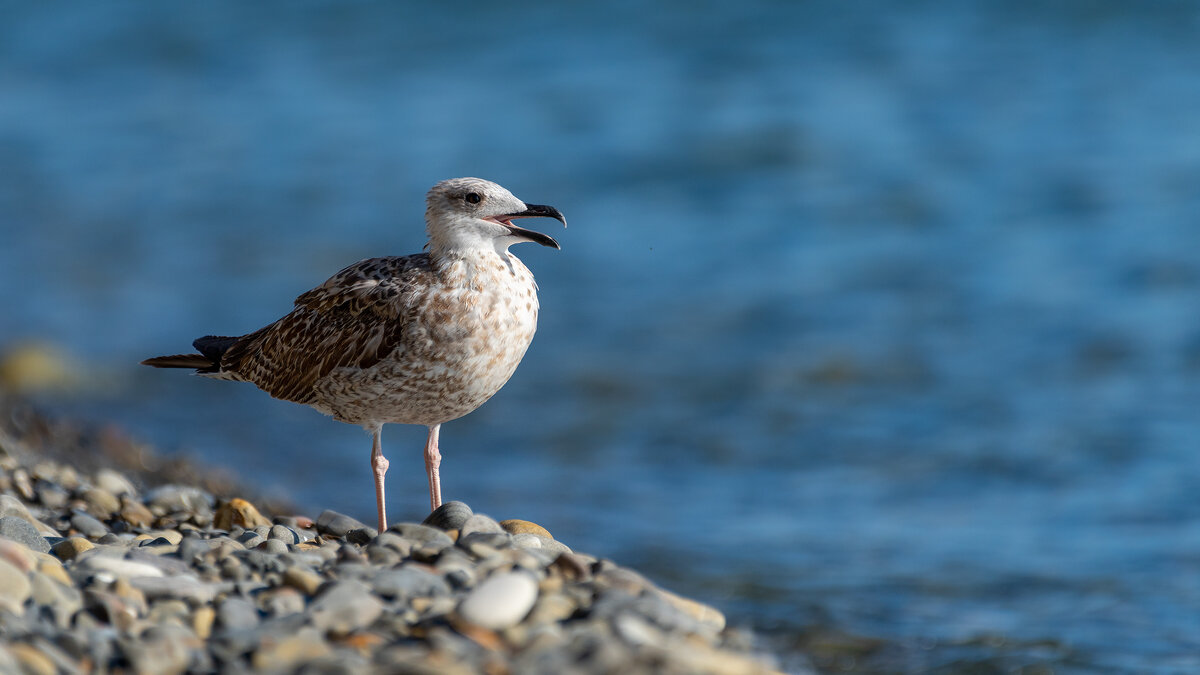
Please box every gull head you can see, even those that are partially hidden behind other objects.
[425,177,566,255]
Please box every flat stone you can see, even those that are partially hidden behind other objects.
[500,519,552,538]
[656,586,726,632]
[315,509,372,538]
[0,516,50,553]
[457,570,538,630]
[388,523,454,551]
[309,579,383,636]
[370,564,450,601]
[129,575,220,604]
[511,533,571,555]
[77,555,165,579]
[69,511,108,539]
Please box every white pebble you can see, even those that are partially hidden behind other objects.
[457,571,538,629]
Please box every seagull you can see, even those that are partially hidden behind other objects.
[142,177,565,531]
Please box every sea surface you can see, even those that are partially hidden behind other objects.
[3,2,1200,671]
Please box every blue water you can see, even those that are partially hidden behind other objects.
[4,2,1200,671]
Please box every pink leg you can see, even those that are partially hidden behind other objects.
[424,424,442,512]
[370,427,389,531]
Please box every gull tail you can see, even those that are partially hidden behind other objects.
[141,335,239,374]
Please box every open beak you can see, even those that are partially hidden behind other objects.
[494,204,567,249]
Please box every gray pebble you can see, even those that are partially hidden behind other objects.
[459,513,505,537]
[370,564,450,601]
[0,515,50,553]
[258,538,288,555]
[236,531,264,548]
[268,524,299,544]
[422,500,473,531]
[217,595,260,632]
[309,579,384,635]
[388,523,454,550]
[315,509,371,538]
[459,531,511,551]
[70,510,109,539]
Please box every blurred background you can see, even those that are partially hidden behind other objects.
[3,1,1199,671]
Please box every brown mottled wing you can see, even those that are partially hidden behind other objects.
[218,254,434,405]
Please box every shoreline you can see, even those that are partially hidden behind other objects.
[0,397,789,674]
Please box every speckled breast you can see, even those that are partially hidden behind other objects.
[313,253,540,427]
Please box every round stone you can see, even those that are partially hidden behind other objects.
[50,537,94,561]
[422,501,473,531]
[457,571,538,630]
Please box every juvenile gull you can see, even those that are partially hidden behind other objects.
[142,178,565,531]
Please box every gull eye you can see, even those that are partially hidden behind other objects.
[465,192,482,204]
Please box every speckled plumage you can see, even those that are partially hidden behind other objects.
[144,178,565,530]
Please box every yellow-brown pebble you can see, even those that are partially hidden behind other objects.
[499,519,552,539]
[50,537,94,561]
[192,606,215,639]
[213,497,272,530]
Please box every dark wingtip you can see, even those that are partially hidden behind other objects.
[141,354,214,369]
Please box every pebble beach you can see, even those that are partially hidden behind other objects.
[0,398,788,674]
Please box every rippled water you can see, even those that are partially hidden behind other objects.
[4,2,1200,671]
